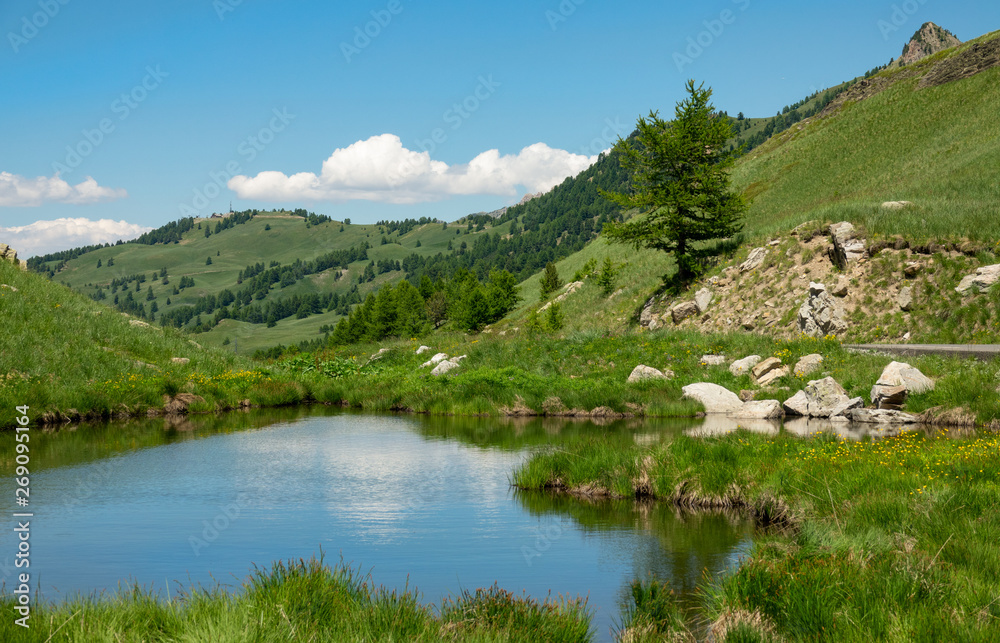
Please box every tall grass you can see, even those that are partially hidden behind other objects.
[515,429,1000,641]
[0,555,593,642]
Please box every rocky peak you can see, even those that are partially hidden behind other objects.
[897,22,961,66]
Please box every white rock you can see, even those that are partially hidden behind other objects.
[955,264,1000,294]
[701,355,727,366]
[881,201,913,209]
[739,247,768,273]
[783,390,809,416]
[171,357,190,365]
[682,383,743,414]
[870,361,935,401]
[421,353,450,368]
[695,288,714,313]
[729,355,761,376]
[416,345,432,354]
[431,360,460,376]
[628,365,670,383]
[793,354,823,377]
[732,399,784,419]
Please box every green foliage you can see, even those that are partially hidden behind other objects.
[603,81,748,281]
[540,261,562,299]
[596,256,618,296]
[546,302,564,331]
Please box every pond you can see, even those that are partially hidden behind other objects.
[0,407,776,641]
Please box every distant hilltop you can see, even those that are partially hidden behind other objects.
[895,22,961,67]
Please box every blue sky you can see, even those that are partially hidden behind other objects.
[1,0,997,256]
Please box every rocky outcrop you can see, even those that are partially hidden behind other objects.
[0,243,26,270]
[671,301,699,324]
[798,282,848,337]
[739,247,767,273]
[793,354,823,377]
[681,383,743,414]
[955,264,1000,294]
[627,365,671,383]
[554,281,584,302]
[897,22,961,67]
[829,222,866,269]
[729,355,761,376]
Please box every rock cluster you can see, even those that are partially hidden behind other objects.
[783,377,862,419]
[798,282,848,337]
[956,264,1000,294]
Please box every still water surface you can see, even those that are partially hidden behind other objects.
[3,407,757,641]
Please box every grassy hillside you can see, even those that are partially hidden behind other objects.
[732,31,1000,243]
[0,260,306,428]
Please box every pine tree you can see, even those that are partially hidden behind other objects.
[602,81,747,281]
[539,262,562,299]
[596,256,617,296]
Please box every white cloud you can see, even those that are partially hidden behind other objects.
[228,134,598,204]
[0,172,127,207]
[0,218,152,258]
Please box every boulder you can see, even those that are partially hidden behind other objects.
[700,354,727,366]
[798,282,848,337]
[897,286,914,311]
[671,301,699,324]
[793,354,823,377]
[904,262,921,278]
[639,296,658,326]
[370,348,390,360]
[881,201,913,209]
[849,409,919,424]
[871,361,935,399]
[739,247,767,273]
[829,222,866,269]
[416,345,432,354]
[695,288,714,313]
[628,365,670,383]
[431,360,460,376]
[171,357,190,365]
[783,376,853,418]
[729,355,761,376]
[681,383,743,414]
[782,390,809,416]
[955,264,1000,294]
[872,385,907,410]
[732,399,784,419]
